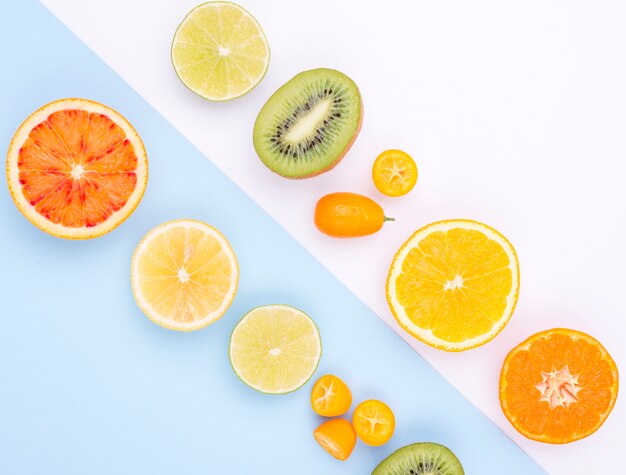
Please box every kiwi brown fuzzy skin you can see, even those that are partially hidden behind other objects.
[253,68,363,179]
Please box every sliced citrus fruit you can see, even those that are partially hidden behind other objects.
[6,98,148,239]
[171,2,270,101]
[352,399,395,446]
[313,419,357,461]
[372,149,418,197]
[131,219,239,331]
[500,328,619,444]
[311,374,352,417]
[386,219,520,351]
[229,305,321,394]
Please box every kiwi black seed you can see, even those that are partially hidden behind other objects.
[253,68,362,178]
[372,442,464,475]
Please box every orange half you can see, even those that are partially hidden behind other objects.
[500,328,619,444]
[386,219,520,351]
[6,98,148,239]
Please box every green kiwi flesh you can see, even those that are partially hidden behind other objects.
[372,443,464,475]
[253,68,362,178]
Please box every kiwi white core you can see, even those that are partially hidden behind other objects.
[284,98,333,143]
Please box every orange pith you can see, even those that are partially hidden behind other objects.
[6,99,147,239]
[499,328,619,444]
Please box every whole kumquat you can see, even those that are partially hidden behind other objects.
[314,192,393,238]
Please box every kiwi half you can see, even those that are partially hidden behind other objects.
[253,68,362,178]
[372,442,464,475]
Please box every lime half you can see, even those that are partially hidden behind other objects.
[229,305,322,394]
[171,2,270,101]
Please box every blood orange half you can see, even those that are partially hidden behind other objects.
[6,98,148,239]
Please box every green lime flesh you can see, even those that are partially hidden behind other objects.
[228,304,322,395]
[253,68,362,178]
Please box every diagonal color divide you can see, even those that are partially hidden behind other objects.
[0,2,546,473]
[37,0,626,473]
[4,0,626,472]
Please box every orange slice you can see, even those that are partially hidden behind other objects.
[6,98,148,239]
[386,219,520,351]
[352,399,395,446]
[500,328,619,444]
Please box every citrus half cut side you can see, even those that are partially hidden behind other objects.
[171,2,270,101]
[229,304,322,394]
[386,219,520,351]
[6,98,148,239]
[500,328,619,444]
[131,219,239,331]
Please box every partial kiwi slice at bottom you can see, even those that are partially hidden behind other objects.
[253,68,362,178]
[372,442,464,475]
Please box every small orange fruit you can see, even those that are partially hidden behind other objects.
[314,192,393,238]
[311,375,352,417]
[352,399,395,446]
[372,149,417,197]
[313,419,357,461]
[500,328,619,444]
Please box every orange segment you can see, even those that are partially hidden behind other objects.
[386,219,519,351]
[372,149,418,197]
[313,419,357,461]
[352,399,395,446]
[311,375,352,417]
[500,328,619,444]
[6,98,147,239]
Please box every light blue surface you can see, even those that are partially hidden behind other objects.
[0,1,546,473]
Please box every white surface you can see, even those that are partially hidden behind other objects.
[40,0,626,472]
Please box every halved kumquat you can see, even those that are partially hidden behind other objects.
[352,399,395,446]
[313,419,357,461]
[311,375,352,417]
[372,149,417,197]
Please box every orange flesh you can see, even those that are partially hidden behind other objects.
[397,228,512,342]
[500,329,619,443]
[17,109,138,227]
